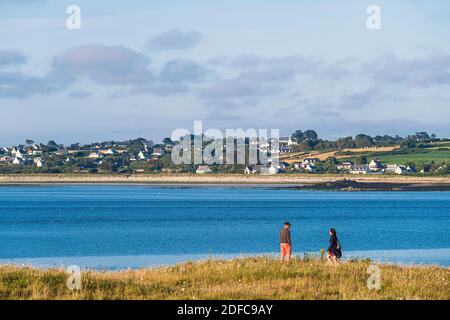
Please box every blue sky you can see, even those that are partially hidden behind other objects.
[1,0,450,144]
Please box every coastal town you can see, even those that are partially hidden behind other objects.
[0,130,449,176]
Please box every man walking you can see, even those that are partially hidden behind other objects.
[280,222,292,262]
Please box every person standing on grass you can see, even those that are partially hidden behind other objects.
[280,222,292,262]
[327,228,342,266]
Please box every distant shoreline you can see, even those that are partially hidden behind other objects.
[1,174,450,191]
[2,248,449,270]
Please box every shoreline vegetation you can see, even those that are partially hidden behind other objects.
[1,174,450,191]
[0,257,449,300]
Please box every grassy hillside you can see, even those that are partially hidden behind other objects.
[1,257,449,300]
[374,150,450,164]
[339,149,450,165]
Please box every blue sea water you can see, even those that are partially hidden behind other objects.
[0,185,449,269]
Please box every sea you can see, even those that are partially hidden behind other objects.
[0,185,449,270]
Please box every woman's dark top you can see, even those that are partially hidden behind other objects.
[328,235,342,258]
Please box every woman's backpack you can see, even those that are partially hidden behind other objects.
[335,239,342,258]
[336,239,342,250]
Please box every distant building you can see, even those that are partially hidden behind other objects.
[386,164,410,175]
[304,164,317,173]
[244,166,261,174]
[395,165,408,175]
[260,164,280,175]
[151,148,165,157]
[349,164,370,174]
[102,149,116,155]
[293,163,302,171]
[34,158,44,167]
[88,151,101,159]
[337,161,354,171]
[292,158,321,171]
[0,156,12,162]
[12,148,26,159]
[279,146,291,154]
[277,137,297,147]
[368,159,384,172]
[303,158,320,166]
[12,157,24,165]
[196,165,212,174]
[138,151,148,160]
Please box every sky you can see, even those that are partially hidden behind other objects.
[1,0,450,145]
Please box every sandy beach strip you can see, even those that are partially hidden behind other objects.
[0,173,450,186]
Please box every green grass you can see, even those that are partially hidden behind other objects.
[340,149,450,165]
[1,257,449,300]
[375,150,450,164]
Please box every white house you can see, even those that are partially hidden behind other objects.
[288,137,298,146]
[349,164,370,174]
[385,164,399,173]
[386,164,409,175]
[395,165,408,175]
[138,151,147,160]
[337,161,354,171]
[260,164,279,175]
[34,158,44,167]
[102,149,116,155]
[244,166,261,174]
[196,165,212,174]
[88,151,101,159]
[12,157,24,165]
[368,159,383,172]
[293,158,321,171]
[293,163,302,171]
[305,164,317,173]
[0,156,12,163]
[151,148,165,157]
[303,158,320,166]
[278,137,290,147]
[12,148,26,159]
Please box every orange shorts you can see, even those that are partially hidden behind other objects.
[280,243,292,257]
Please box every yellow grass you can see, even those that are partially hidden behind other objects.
[281,146,399,163]
[1,257,448,300]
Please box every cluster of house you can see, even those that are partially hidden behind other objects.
[343,160,416,175]
[195,158,419,175]
[85,145,166,162]
[0,145,46,167]
[246,136,299,154]
[0,139,170,169]
[240,158,319,175]
[196,158,316,175]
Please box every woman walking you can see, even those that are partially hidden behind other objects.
[327,228,342,266]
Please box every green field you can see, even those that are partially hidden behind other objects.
[375,150,450,164]
[341,149,450,165]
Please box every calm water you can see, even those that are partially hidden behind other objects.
[0,185,449,269]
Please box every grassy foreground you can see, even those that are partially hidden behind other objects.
[0,257,449,300]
